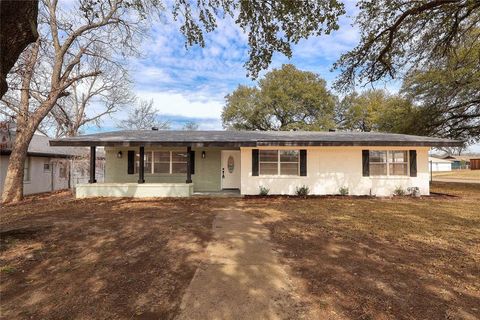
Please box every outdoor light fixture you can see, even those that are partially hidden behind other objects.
[117,151,122,159]
[202,151,206,159]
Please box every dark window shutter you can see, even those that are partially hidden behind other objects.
[362,150,370,177]
[300,149,307,176]
[127,150,135,174]
[252,149,259,176]
[190,151,195,174]
[409,150,417,177]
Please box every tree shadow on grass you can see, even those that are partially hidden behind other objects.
[243,196,480,320]
[0,196,216,319]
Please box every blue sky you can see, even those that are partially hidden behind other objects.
[105,0,364,130]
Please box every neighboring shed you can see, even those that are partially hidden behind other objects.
[471,158,480,170]
[428,156,452,172]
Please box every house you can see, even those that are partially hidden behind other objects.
[49,130,461,198]
[428,156,452,172]
[0,131,89,197]
[440,155,473,169]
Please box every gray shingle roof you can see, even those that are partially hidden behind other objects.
[2,132,88,157]
[49,130,462,147]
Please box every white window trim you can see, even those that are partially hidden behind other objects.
[259,150,300,176]
[369,150,409,177]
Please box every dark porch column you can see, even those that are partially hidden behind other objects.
[89,146,96,183]
[186,146,192,183]
[138,146,145,184]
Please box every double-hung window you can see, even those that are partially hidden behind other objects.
[135,151,187,174]
[259,150,299,176]
[369,150,408,176]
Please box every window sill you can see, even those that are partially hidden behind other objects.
[369,176,410,179]
[256,175,305,179]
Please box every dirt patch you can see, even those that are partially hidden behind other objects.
[244,182,480,320]
[0,191,216,319]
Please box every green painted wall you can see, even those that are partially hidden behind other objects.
[192,148,221,191]
[105,147,223,192]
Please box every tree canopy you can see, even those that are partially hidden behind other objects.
[334,0,480,90]
[222,64,336,131]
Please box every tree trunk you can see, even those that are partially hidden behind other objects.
[1,128,35,204]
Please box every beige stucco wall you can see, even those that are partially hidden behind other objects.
[240,146,430,196]
[104,147,222,192]
[0,156,69,197]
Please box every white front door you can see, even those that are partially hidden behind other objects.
[221,150,241,189]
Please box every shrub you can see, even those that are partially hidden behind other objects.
[407,187,420,197]
[295,185,310,197]
[259,186,270,196]
[339,186,349,196]
[393,186,406,196]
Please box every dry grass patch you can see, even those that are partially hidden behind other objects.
[433,169,480,180]
[0,191,215,319]
[245,182,480,320]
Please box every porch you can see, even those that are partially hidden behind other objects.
[78,144,241,198]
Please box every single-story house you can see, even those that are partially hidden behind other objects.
[49,130,461,198]
[1,131,87,196]
[441,155,473,170]
[428,156,452,172]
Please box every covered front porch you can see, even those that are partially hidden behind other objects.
[76,144,241,198]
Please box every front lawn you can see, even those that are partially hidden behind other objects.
[433,169,480,180]
[0,192,215,319]
[1,183,478,319]
[245,182,480,319]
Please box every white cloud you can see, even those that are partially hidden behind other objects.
[135,90,224,119]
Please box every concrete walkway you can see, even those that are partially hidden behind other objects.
[176,203,305,320]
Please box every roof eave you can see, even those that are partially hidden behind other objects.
[49,139,463,148]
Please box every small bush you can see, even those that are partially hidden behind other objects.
[339,186,349,196]
[295,185,310,197]
[259,186,270,196]
[393,186,406,196]
[407,187,420,197]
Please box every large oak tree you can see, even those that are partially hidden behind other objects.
[222,64,337,131]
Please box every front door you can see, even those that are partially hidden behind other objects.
[221,150,241,189]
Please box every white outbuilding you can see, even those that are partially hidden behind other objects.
[428,156,452,172]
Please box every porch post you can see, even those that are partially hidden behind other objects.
[89,146,96,183]
[138,146,145,184]
[186,146,192,183]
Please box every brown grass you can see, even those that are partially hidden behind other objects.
[0,191,215,319]
[244,182,480,319]
[1,184,479,319]
[433,169,480,180]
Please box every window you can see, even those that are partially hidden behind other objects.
[44,162,51,172]
[172,152,188,173]
[389,151,408,175]
[259,150,278,175]
[23,157,30,182]
[369,150,408,176]
[369,151,387,176]
[135,150,188,174]
[153,151,170,173]
[280,150,299,175]
[259,150,299,176]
